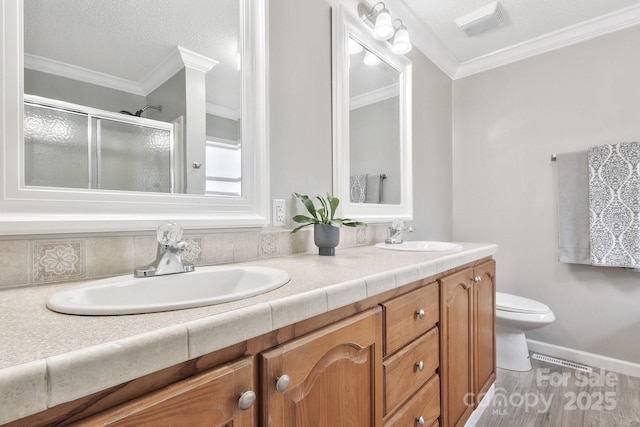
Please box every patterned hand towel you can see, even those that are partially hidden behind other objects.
[588,142,640,267]
[350,174,367,203]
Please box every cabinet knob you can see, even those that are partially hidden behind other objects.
[415,360,424,372]
[416,416,425,427]
[237,390,256,410]
[416,308,425,319]
[275,374,290,393]
[474,275,481,283]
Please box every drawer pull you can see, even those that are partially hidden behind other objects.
[416,416,425,427]
[415,360,424,372]
[275,374,290,393]
[237,390,256,410]
[416,308,425,319]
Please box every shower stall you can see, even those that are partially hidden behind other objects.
[23,95,176,193]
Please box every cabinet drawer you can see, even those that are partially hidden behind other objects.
[384,374,440,427]
[384,327,439,415]
[76,357,255,426]
[383,282,439,355]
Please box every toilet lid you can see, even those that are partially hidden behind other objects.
[496,292,551,314]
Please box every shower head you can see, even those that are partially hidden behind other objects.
[134,105,162,117]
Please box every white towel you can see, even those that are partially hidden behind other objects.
[350,175,367,203]
[556,151,591,264]
[588,142,640,268]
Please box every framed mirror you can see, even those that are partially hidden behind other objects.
[332,5,412,223]
[0,0,268,234]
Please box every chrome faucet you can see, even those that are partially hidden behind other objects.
[385,219,415,244]
[134,222,195,277]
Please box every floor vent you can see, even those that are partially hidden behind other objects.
[531,353,593,373]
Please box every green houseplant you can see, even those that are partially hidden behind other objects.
[291,193,365,256]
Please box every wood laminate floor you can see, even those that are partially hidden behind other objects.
[476,357,640,426]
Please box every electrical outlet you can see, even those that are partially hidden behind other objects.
[272,199,286,226]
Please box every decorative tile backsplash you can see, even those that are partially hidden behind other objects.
[0,225,388,289]
[32,240,85,284]
[182,237,203,265]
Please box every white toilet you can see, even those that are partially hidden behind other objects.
[495,292,555,371]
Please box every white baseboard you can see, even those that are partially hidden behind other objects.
[464,383,495,427]
[527,339,640,379]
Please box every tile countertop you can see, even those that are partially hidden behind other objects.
[0,242,497,424]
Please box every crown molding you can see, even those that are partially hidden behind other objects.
[350,83,399,110]
[454,2,640,79]
[206,102,241,120]
[24,54,145,95]
[381,0,640,79]
[179,46,219,73]
[25,46,218,97]
[138,46,218,94]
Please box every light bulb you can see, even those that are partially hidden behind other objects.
[373,9,394,40]
[364,51,381,66]
[348,38,363,54]
[392,27,412,54]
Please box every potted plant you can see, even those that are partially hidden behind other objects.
[291,193,365,256]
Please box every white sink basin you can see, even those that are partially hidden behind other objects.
[47,266,290,316]
[375,241,462,252]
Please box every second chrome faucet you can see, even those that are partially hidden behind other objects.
[385,219,415,244]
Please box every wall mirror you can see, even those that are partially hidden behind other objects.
[332,5,412,223]
[0,0,268,234]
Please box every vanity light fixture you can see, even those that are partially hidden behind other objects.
[363,2,394,40]
[391,20,411,54]
[348,38,364,54]
[363,50,382,66]
[360,2,412,55]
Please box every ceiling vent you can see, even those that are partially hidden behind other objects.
[455,2,506,37]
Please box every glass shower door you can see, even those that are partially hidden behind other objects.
[24,104,90,189]
[24,97,174,194]
[97,119,173,193]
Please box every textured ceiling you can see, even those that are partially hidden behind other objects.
[402,0,638,62]
[24,0,640,99]
[24,0,240,110]
[400,0,640,64]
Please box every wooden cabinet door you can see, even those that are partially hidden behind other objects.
[439,268,474,427]
[76,357,256,427]
[261,308,383,427]
[474,260,496,404]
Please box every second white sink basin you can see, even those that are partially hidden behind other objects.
[47,265,290,316]
[375,241,462,252]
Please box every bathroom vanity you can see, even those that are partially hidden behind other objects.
[0,243,496,426]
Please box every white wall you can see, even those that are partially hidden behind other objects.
[269,0,334,217]
[269,0,454,238]
[410,46,453,241]
[452,26,640,364]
